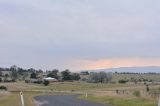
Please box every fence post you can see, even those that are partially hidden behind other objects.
[85,92,88,98]
[158,95,160,106]
[20,91,24,106]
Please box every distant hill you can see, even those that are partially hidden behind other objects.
[86,66,160,73]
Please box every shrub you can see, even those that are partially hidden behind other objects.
[43,80,49,86]
[0,86,7,91]
[118,80,128,84]
[146,85,149,92]
[133,91,140,97]
[34,81,43,84]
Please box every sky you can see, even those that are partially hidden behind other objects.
[0,0,160,71]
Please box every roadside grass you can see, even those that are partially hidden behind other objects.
[80,95,157,106]
[0,92,43,106]
[0,92,19,106]
[23,92,44,106]
[0,81,159,106]
[0,81,131,92]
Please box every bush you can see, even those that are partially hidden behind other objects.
[34,81,43,84]
[133,91,140,97]
[0,86,7,91]
[119,80,128,84]
[146,85,149,92]
[4,80,15,82]
[43,80,49,86]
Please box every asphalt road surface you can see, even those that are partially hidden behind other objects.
[34,95,109,106]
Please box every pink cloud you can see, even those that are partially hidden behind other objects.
[72,58,160,70]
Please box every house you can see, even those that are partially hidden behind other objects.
[43,77,58,82]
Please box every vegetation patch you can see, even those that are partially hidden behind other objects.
[43,80,50,86]
[80,95,157,106]
[133,90,140,97]
[0,92,44,106]
[0,86,7,91]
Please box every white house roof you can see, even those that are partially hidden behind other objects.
[43,77,57,80]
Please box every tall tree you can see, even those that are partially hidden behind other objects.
[61,69,72,80]
[4,74,9,81]
[71,73,81,80]
[10,65,18,81]
[0,71,2,77]
[30,72,37,79]
[47,69,59,79]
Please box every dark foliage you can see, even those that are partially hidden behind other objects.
[43,80,49,86]
[119,79,128,84]
[61,69,73,81]
[30,72,37,79]
[0,86,7,91]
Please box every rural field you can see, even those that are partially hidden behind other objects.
[0,73,160,106]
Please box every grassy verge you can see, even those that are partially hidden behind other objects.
[80,95,157,106]
[0,92,43,106]
[0,82,159,106]
[0,92,19,106]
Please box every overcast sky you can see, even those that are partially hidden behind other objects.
[0,0,160,71]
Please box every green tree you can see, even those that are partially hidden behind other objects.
[4,74,9,81]
[43,80,49,86]
[30,72,36,79]
[71,73,81,80]
[10,65,18,81]
[47,69,59,79]
[0,71,2,77]
[47,73,54,78]
[61,69,72,81]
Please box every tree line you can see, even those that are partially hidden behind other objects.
[0,65,113,83]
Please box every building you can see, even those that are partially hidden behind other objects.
[43,77,58,82]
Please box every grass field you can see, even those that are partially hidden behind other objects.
[113,73,160,82]
[0,74,160,106]
[0,81,132,92]
[81,95,157,106]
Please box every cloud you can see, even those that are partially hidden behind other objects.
[0,0,160,70]
[72,58,160,70]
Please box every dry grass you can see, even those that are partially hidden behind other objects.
[0,92,44,106]
[81,94,157,106]
[0,81,159,106]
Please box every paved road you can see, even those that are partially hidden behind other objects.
[34,95,108,106]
